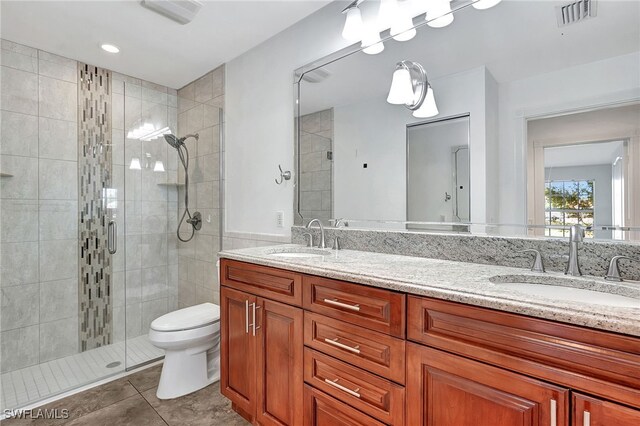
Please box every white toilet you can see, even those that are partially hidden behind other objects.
[148,302,221,399]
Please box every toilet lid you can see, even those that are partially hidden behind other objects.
[150,303,221,332]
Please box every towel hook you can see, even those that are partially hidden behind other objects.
[275,165,291,185]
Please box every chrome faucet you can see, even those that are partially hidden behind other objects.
[605,256,640,282]
[331,218,347,250]
[519,249,545,273]
[306,219,326,249]
[565,224,584,276]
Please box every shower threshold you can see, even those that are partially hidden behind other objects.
[0,335,162,411]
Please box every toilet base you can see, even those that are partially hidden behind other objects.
[156,343,220,400]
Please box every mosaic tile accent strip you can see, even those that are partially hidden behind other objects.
[78,63,113,351]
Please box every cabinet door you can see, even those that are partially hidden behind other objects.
[407,343,569,426]
[220,286,257,421]
[573,393,640,426]
[255,297,304,426]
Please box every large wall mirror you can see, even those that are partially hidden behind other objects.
[294,0,640,241]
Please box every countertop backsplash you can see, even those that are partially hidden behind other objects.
[291,226,640,282]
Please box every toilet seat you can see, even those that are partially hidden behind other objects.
[150,302,220,332]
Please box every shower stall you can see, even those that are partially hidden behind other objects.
[0,41,224,412]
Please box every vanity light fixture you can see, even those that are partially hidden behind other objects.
[412,85,439,118]
[342,0,503,55]
[101,43,120,53]
[342,1,365,42]
[129,157,142,170]
[387,61,427,110]
[427,0,454,28]
[153,161,166,172]
[472,0,503,10]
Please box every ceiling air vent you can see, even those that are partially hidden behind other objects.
[140,0,203,25]
[556,0,597,27]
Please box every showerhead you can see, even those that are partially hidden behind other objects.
[164,133,199,149]
[164,134,183,149]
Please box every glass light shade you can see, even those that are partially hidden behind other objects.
[413,86,439,118]
[390,11,416,41]
[473,0,502,10]
[427,0,454,28]
[129,157,142,170]
[361,27,384,55]
[387,68,414,105]
[153,161,165,172]
[342,6,364,42]
[378,0,399,29]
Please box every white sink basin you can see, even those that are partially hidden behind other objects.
[267,247,332,259]
[490,275,640,308]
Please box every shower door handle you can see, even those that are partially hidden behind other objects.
[108,220,117,254]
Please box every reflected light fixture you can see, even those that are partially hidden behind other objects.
[378,0,400,30]
[101,43,120,53]
[387,61,427,110]
[390,1,416,41]
[427,0,454,28]
[129,157,142,170]
[154,161,166,172]
[473,0,502,10]
[412,85,439,118]
[361,25,384,55]
[342,2,364,42]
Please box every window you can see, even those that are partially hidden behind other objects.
[545,180,594,238]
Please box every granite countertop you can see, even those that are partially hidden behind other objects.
[218,245,640,337]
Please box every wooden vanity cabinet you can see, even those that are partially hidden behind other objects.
[221,259,640,426]
[220,260,304,426]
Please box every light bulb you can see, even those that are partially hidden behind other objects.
[413,86,439,118]
[387,67,414,105]
[473,0,502,10]
[427,0,454,28]
[342,6,364,42]
[378,0,399,29]
[129,157,142,170]
[361,26,384,55]
[153,161,165,172]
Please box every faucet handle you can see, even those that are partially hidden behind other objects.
[605,255,640,282]
[302,232,314,248]
[518,249,545,273]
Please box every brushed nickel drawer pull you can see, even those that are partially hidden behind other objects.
[324,378,360,398]
[550,399,557,426]
[323,298,361,311]
[583,411,590,426]
[324,337,361,354]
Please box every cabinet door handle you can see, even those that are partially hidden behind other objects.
[550,399,557,426]
[583,411,590,426]
[323,298,360,311]
[249,303,261,336]
[245,300,249,334]
[324,337,360,354]
[324,378,360,398]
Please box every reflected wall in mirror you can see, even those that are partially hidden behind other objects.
[295,0,640,240]
[527,104,640,241]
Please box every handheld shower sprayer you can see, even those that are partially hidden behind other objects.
[165,133,201,242]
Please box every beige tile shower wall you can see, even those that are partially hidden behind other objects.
[1,40,79,372]
[176,66,224,309]
[299,109,333,221]
[111,71,178,341]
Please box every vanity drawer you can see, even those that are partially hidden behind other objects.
[220,259,302,306]
[304,348,405,425]
[303,276,405,337]
[304,312,405,384]
[304,384,386,426]
[407,296,640,408]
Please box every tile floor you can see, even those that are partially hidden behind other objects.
[1,335,163,411]
[2,365,249,425]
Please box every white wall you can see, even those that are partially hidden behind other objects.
[225,2,348,237]
[333,66,495,223]
[498,52,640,227]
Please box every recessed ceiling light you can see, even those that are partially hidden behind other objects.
[101,44,120,53]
